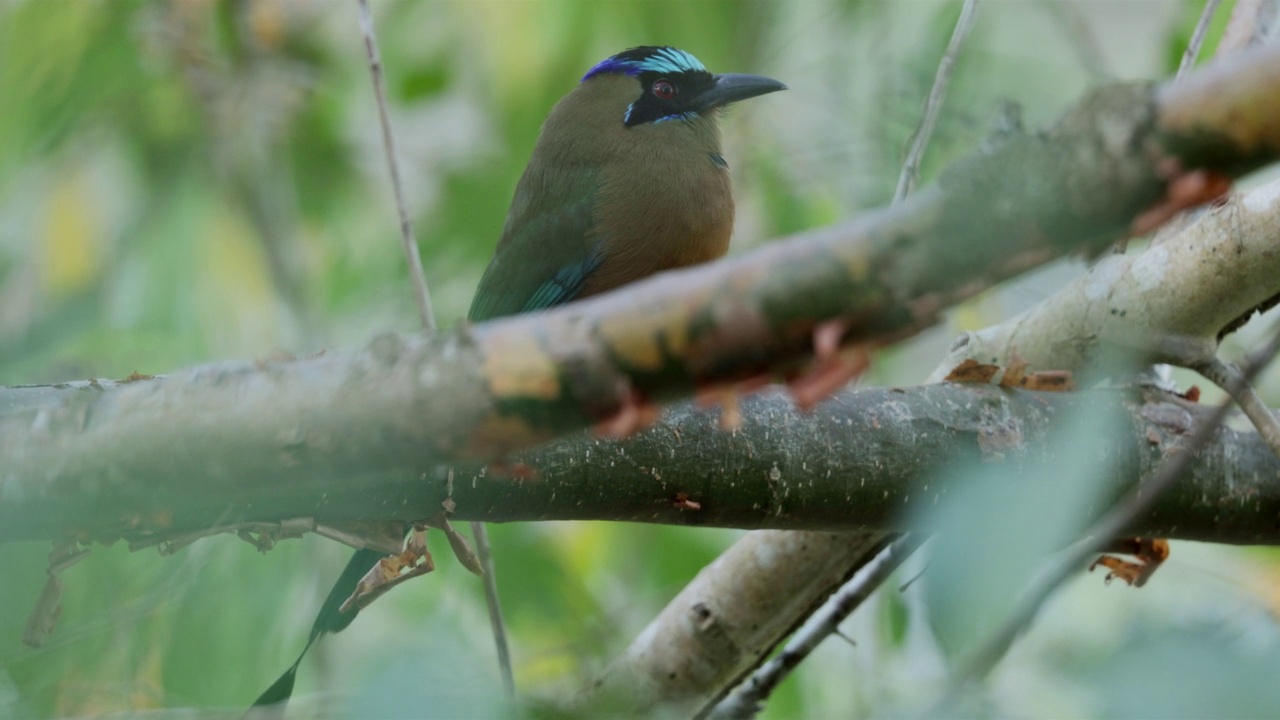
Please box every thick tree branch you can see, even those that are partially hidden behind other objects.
[581,530,892,716]
[3,384,1278,545]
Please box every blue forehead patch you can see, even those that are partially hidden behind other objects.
[582,46,708,82]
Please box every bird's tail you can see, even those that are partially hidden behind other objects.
[249,547,385,709]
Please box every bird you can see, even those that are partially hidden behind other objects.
[252,45,784,708]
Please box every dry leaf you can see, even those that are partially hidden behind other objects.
[1090,537,1169,587]
[944,359,1000,384]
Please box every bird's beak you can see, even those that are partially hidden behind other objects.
[693,73,787,112]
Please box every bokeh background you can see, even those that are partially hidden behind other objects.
[2,0,1279,717]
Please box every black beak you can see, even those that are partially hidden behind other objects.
[692,73,787,112]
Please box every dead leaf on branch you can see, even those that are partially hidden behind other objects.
[422,513,484,577]
[944,359,1000,384]
[1090,537,1170,587]
[944,356,1075,392]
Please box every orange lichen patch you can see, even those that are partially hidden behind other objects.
[485,461,540,480]
[596,304,690,372]
[695,386,751,431]
[120,371,155,383]
[717,391,742,431]
[481,330,561,401]
[593,389,662,438]
[1000,352,1030,388]
[788,324,870,410]
[1090,537,1170,587]
[945,359,1000,384]
[1180,385,1202,402]
[1020,370,1075,392]
[1130,166,1233,237]
[945,358,1074,392]
[672,492,702,511]
[465,414,556,458]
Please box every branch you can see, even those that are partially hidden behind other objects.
[580,530,892,716]
[1177,0,1224,78]
[356,0,436,329]
[6,383,1279,545]
[893,0,979,203]
[927,175,1280,382]
[705,534,928,719]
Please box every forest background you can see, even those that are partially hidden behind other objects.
[2,0,1279,718]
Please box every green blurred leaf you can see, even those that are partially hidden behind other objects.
[915,397,1128,660]
[880,588,911,649]
[399,65,451,102]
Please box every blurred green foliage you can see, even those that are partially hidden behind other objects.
[2,0,1278,718]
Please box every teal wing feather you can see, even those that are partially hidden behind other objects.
[519,253,604,313]
[468,167,603,322]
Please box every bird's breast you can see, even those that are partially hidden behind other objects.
[583,147,734,296]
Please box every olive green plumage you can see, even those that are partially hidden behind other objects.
[253,46,782,709]
[469,47,785,320]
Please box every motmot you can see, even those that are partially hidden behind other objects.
[253,46,784,707]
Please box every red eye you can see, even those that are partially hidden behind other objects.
[652,79,676,100]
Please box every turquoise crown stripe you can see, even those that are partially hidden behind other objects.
[582,46,707,81]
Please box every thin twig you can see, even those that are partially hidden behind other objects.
[355,0,436,330]
[932,326,1280,711]
[1193,356,1280,460]
[1177,0,1225,78]
[354,0,513,696]
[706,534,927,719]
[893,0,980,204]
[470,520,515,696]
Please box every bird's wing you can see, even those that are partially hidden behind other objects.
[519,252,604,313]
[467,167,603,322]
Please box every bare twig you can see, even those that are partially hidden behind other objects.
[893,0,980,203]
[470,520,515,695]
[706,534,928,719]
[355,0,436,330]
[1193,356,1280,459]
[933,326,1280,710]
[354,0,512,696]
[1177,0,1225,78]
[22,541,88,648]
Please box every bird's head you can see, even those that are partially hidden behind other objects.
[580,46,785,127]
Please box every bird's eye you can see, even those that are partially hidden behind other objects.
[652,79,677,100]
